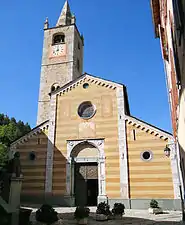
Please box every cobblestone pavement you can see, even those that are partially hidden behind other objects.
[26,206,185,225]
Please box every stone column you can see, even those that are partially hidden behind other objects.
[71,158,75,196]
[98,156,107,203]
[66,158,71,195]
[65,157,75,206]
[170,142,181,199]
[9,177,23,225]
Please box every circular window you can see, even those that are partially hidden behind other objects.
[141,151,153,161]
[78,101,96,119]
[29,152,36,161]
[14,151,20,158]
[83,83,89,89]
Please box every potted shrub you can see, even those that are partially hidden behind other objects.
[35,204,60,225]
[112,203,125,219]
[74,206,90,225]
[148,199,163,214]
[19,207,32,225]
[96,202,112,221]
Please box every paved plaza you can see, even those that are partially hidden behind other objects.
[26,206,185,225]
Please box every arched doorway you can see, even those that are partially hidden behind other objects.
[71,142,99,206]
[66,139,107,207]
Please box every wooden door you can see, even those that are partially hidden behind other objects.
[74,162,98,206]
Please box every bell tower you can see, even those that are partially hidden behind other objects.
[37,0,84,125]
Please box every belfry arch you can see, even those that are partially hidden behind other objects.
[66,139,107,206]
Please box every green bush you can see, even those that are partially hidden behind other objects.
[36,204,58,225]
[150,199,159,208]
[96,202,111,216]
[112,203,125,215]
[74,206,90,219]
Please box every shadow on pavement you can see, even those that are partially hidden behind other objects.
[30,211,183,224]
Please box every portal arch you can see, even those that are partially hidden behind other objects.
[66,139,107,205]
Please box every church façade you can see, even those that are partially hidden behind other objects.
[10,1,181,210]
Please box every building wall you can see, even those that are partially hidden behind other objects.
[159,0,179,138]
[151,0,185,197]
[126,122,174,199]
[53,82,121,198]
[174,0,185,179]
[16,131,48,199]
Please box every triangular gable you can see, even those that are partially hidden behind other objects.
[50,73,125,96]
[50,73,130,115]
[125,115,173,141]
[10,120,49,149]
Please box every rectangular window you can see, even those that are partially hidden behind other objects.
[38,138,40,145]
[133,129,136,141]
[77,59,80,71]
[181,158,185,183]
[170,26,182,86]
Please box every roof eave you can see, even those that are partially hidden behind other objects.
[50,72,125,97]
[150,0,161,38]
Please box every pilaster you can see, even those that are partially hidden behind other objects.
[169,140,181,199]
[116,87,129,198]
[45,95,57,193]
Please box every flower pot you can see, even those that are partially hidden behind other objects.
[34,220,63,225]
[96,214,108,221]
[114,214,123,220]
[148,207,163,214]
[19,208,32,225]
[107,214,113,220]
[52,219,63,225]
[76,218,88,225]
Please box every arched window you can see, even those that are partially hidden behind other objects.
[51,83,60,92]
[78,42,80,49]
[53,33,65,45]
[77,59,80,71]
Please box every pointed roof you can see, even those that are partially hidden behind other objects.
[56,0,72,26]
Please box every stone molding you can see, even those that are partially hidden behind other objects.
[117,87,129,199]
[50,74,121,97]
[74,157,99,163]
[66,139,106,197]
[125,115,173,141]
[168,140,183,199]
[10,121,49,149]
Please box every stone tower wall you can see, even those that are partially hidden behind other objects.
[37,25,83,125]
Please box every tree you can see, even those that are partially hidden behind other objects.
[0,143,8,167]
[0,114,31,166]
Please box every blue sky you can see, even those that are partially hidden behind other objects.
[0,0,171,132]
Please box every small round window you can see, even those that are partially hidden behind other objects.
[29,152,36,161]
[141,151,153,161]
[83,83,89,89]
[78,101,96,119]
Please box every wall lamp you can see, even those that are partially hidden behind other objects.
[164,145,171,157]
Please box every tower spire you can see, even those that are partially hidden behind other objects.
[56,0,73,26]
